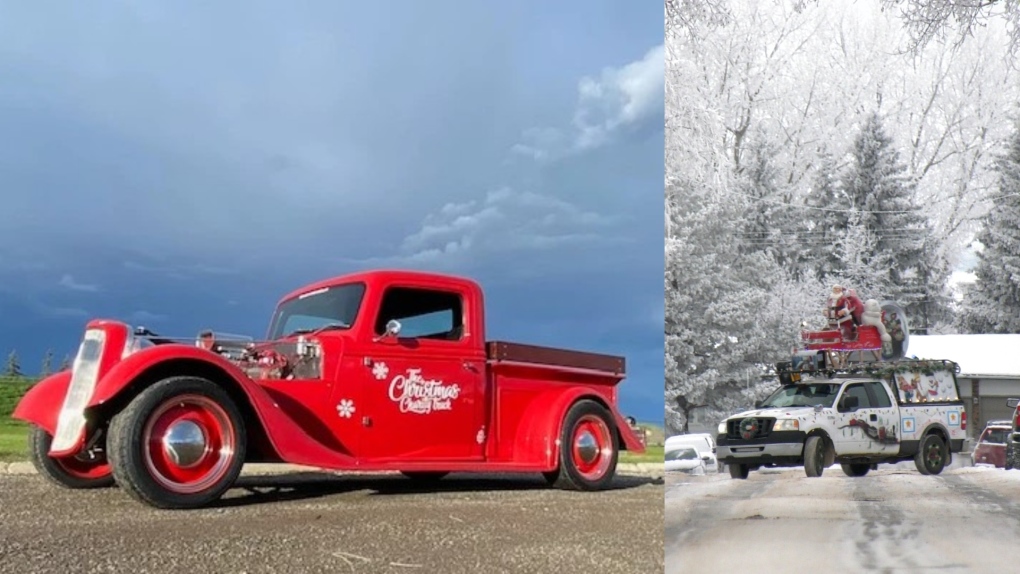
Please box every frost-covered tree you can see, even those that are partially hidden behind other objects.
[838,111,946,329]
[59,355,71,371]
[958,124,1020,333]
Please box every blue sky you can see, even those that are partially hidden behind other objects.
[0,1,664,423]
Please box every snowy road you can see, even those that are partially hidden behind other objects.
[665,465,1020,573]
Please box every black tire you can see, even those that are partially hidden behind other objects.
[401,471,449,482]
[914,433,947,476]
[1008,443,1020,470]
[107,376,247,509]
[840,463,870,477]
[547,400,619,491]
[804,436,826,477]
[1004,443,1014,470]
[728,463,749,479]
[28,425,115,489]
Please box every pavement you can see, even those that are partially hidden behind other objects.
[0,463,664,574]
[0,461,663,477]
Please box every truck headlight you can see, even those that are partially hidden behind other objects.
[773,419,800,432]
[718,421,728,434]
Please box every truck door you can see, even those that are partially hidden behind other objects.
[835,381,899,455]
[359,284,486,462]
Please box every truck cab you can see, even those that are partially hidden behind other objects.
[14,269,644,509]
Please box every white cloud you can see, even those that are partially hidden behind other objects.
[59,274,99,292]
[512,43,664,161]
[395,187,619,263]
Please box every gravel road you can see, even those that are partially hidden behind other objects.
[665,464,1020,574]
[0,469,662,574]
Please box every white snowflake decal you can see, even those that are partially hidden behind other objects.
[476,428,486,444]
[336,399,356,418]
[371,361,389,380]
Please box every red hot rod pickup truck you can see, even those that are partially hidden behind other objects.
[13,270,644,509]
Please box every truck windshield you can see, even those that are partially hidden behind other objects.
[267,283,366,340]
[759,383,841,408]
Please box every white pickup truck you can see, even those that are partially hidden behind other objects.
[716,358,967,479]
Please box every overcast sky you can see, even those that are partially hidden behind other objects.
[0,0,664,422]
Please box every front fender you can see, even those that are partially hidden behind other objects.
[514,388,644,470]
[11,371,72,434]
[87,345,358,469]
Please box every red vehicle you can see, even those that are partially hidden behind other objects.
[13,270,644,509]
[972,420,1012,468]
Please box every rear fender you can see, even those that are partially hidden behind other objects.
[11,371,72,434]
[515,388,644,470]
[84,345,357,468]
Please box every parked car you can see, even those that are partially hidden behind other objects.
[665,433,718,473]
[972,420,1012,468]
[13,269,645,509]
[665,446,710,475]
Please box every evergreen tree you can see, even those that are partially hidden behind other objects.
[958,125,1020,333]
[5,350,22,377]
[59,354,72,371]
[804,150,852,281]
[40,349,54,377]
[837,111,945,330]
[739,138,810,278]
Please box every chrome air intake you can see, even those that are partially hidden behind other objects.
[51,329,106,453]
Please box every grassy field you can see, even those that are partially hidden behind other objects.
[0,377,33,462]
[0,377,664,464]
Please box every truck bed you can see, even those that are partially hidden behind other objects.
[485,341,625,376]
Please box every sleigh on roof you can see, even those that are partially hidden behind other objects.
[798,300,910,369]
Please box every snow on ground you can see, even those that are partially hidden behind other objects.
[666,463,1020,573]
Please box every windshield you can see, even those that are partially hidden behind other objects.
[665,448,698,461]
[981,428,1009,444]
[759,383,842,408]
[267,283,366,340]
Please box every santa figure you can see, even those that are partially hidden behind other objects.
[824,284,864,340]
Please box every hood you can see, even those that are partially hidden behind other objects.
[728,405,826,419]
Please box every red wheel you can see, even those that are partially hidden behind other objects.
[546,400,619,490]
[141,394,238,495]
[569,414,614,482]
[28,425,115,489]
[108,376,246,509]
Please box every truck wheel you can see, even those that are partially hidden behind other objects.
[547,399,619,491]
[728,463,749,479]
[840,463,869,477]
[28,425,115,489]
[1005,443,1014,470]
[1009,443,1020,470]
[803,436,826,477]
[107,376,247,509]
[914,433,947,476]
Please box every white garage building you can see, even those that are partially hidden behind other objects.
[906,334,1020,440]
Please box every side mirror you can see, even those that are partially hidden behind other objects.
[702,455,711,462]
[385,319,402,338]
[754,400,763,409]
[841,395,859,411]
[1007,398,1020,408]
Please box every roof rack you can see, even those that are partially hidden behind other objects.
[775,354,960,385]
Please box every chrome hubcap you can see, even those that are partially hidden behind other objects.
[575,430,599,464]
[162,420,207,468]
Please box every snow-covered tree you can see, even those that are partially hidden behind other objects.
[958,124,1020,333]
[40,349,53,377]
[838,111,947,329]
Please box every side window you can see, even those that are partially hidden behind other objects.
[841,383,872,410]
[867,382,893,408]
[374,287,464,341]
